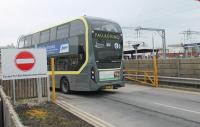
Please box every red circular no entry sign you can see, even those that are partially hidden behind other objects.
[15,51,36,71]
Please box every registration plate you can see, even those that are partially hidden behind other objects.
[105,85,113,89]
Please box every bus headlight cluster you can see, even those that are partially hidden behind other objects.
[114,71,120,78]
[91,67,96,82]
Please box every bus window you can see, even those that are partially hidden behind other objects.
[50,27,57,41]
[57,24,69,40]
[24,35,32,47]
[78,35,85,65]
[32,32,40,45]
[70,20,85,36]
[18,37,25,48]
[57,20,85,71]
[41,30,50,43]
[28,35,32,46]
[54,36,85,71]
[24,37,27,47]
[90,20,121,33]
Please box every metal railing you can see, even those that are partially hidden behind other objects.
[124,70,158,87]
[124,54,159,87]
[124,74,200,86]
[158,76,200,85]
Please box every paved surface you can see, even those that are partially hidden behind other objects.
[57,84,200,127]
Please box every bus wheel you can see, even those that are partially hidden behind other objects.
[60,77,70,94]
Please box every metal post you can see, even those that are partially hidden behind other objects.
[47,76,50,102]
[135,47,138,60]
[51,58,56,102]
[37,78,42,103]
[144,72,147,83]
[152,34,155,57]
[162,31,167,59]
[12,80,16,105]
[153,54,158,87]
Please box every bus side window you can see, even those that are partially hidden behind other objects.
[26,35,32,47]
[70,20,85,36]
[18,37,25,48]
[47,58,50,71]
[24,37,28,47]
[50,27,57,42]
[69,20,86,71]
[57,24,69,40]
[41,30,50,43]
[32,32,40,46]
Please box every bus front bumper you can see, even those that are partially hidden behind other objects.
[90,80,125,91]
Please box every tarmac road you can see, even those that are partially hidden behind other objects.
[57,84,200,127]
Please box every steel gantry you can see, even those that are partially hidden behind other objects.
[134,27,167,59]
[122,26,167,59]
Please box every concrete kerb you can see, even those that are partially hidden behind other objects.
[0,86,24,127]
[0,97,3,127]
[56,97,116,127]
[0,84,116,127]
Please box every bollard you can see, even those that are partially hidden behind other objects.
[153,54,158,87]
[51,58,56,102]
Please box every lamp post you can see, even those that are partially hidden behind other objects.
[132,44,140,60]
[132,42,144,60]
[135,27,166,59]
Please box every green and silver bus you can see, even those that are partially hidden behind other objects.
[18,16,124,93]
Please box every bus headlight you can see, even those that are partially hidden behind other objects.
[114,71,120,78]
[91,67,96,82]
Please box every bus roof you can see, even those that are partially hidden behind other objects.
[19,16,120,39]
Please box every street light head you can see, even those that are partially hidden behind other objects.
[132,44,140,49]
[135,26,142,31]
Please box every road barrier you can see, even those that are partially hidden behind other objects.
[124,70,158,87]
[0,86,24,127]
[124,54,159,87]
[125,74,200,88]
[158,76,200,86]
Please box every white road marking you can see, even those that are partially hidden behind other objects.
[57,99,116,127]
[16,58,34,64]
[158,87,200,96]
[154,102,200,114]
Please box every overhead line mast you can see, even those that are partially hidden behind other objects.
[123,26,167,59]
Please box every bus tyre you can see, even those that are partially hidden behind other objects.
[60,78,70,94]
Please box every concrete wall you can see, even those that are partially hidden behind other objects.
[0,86,24,127]
[0,97,3,127]
[0,78,48,101]
[124,58,200,78]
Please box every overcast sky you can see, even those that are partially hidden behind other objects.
[0,0,200,48]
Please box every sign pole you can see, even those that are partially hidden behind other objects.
[51,58,56,102]
[37,78,42,103]
[12,80,16,105]
[47,76,50,102]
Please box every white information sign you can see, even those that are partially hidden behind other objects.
[99,70,118,81]
[1,49,47,80]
